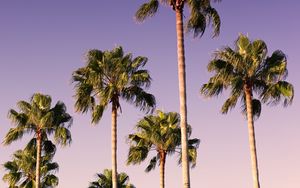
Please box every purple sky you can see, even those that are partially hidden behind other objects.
[0,1,299,188]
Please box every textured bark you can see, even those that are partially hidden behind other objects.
[175,7,190,188]
[36,130,42,188]
[244,86,261,188]
[111,103,118,188]
[159,151,166,188]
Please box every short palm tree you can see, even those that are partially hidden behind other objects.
[127,110,199,188]
[200,34,294,188]
[3,139,59,188]
[72,46,156,188]
[88,169,135,188]
[3,93,72,188]
[135,1,221,187]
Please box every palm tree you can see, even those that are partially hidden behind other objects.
[88,169,135,188]
[135,1,221,187]
[3,93,72,188]
[127,110,199,188]
[3,139,59,188]
[72,46,156,188]
[200,34,294,188]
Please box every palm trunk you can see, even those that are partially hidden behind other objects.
[159,151,166,188]
[175,7,190,188]
[244,86,260,188]
[111,103,118,188]
[36,130,42,188]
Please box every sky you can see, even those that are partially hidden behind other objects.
[0,0,299,188]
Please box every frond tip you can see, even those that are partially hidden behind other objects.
[135,0,159,22]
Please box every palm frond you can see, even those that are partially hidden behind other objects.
[261,81,294,106]
[135,0,159,22]
[145,156,158,172]
[122,86,156,113]
[127,146,150,165]
[241,98,262,120]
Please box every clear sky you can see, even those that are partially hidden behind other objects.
[0,1,299,188]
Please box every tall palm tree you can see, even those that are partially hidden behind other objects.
[201,34,294,188]
[3,93,72,188]
[88,169,135,188]
[127,110,199,188]
[72,46,156,188]
[3,139,59,188]
[135,1,221,187]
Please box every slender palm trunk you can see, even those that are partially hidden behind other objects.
[244,86,260,188]
[175,7,190,188]
[36,130,42,188]
[159,151,166,188]
[111,103,118,188]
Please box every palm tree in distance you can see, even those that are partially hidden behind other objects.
[201,34,294,188]
[127,110,199,188]
[88,169,135,188]
[72,46,156,188]
[135,1,221,187]
[3,93,72,188]
[3,139,59,188]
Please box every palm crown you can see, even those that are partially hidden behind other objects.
[127,110,200,170]
[88,169,135,188]
[72,46,155,188]
[3,93,72,188]
[72,46,156,123]
[3,140,59,188]
[136,0,221,37]
[4,93,72,146]
[201,34,294,118]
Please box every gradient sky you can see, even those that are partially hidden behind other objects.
[0,1,299,188]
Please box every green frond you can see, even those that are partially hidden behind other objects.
[3,127,25,145]
[262,50,288,81]
[88,169,135,188]
[215,47,245,72]
[251,39,267,60]
[185,0,221,38]
[130,69,152,88]
[7,110,28,128]
[40,112,54,128]
[187,148,198,168]
[91,104,106,124]
[200,80,224,98]
[221,92,240,114]
[122,86,156,113]
[206,7,221,37]
[42,174,59,187]
[186,6,206,37]
[17,101,32,114]
[135,0,159,22]
[261,81,294,106]
[74,82,94,113]
[86,49,104,66]
[177,137,200,167]
[207,59,231,72]
[42,140,56,155]
[241,98,262,120]
[145,156,158,172]
[32,93,52,111]
[2,170,22,187]
[127,146,150,165]
[236,34,251,55]
[54,126,72,146]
